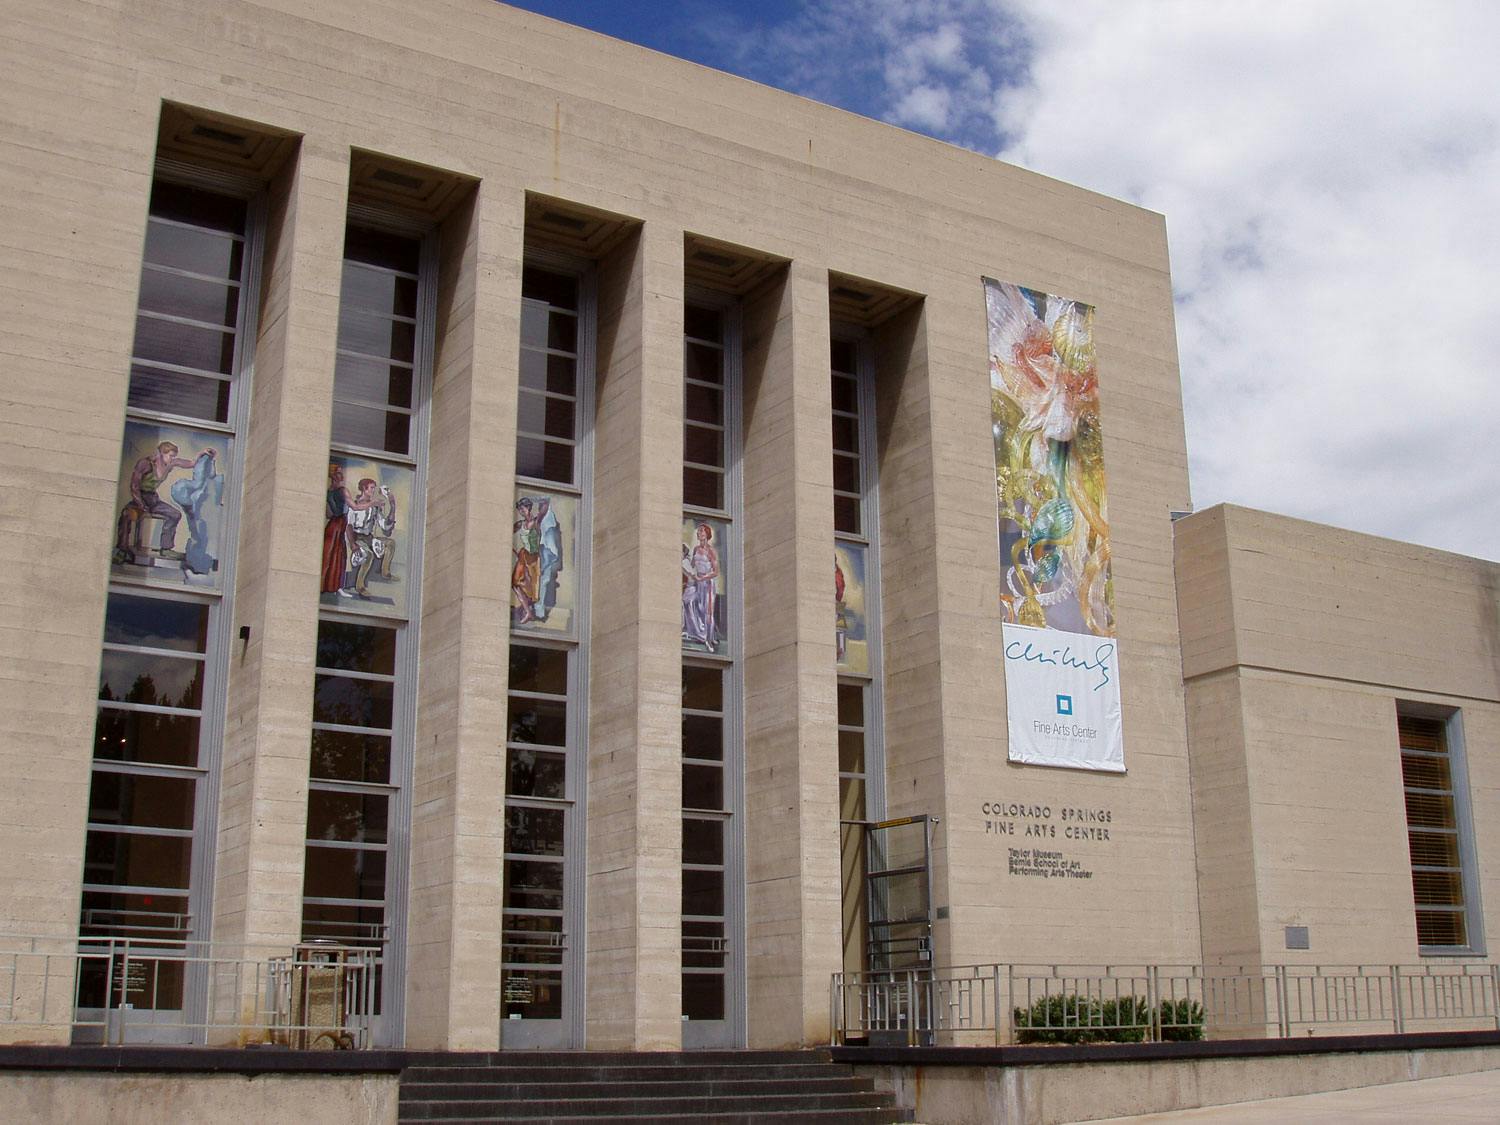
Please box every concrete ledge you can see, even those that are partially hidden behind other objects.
[835,1036,1500,1124]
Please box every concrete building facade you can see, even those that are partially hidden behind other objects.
[0,0,1493,1055]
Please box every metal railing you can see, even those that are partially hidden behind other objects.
[1,934,380,1047]
[831,962,1500,1045]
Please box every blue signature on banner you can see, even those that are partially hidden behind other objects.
[1004,638,1116,692]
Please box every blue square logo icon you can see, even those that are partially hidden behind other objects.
[1055,694,1073,716]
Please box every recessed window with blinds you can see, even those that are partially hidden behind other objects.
[1398,712,1482,953]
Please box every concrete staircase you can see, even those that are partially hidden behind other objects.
[396,1048,909,1123]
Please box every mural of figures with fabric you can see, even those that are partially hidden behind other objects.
[111,420,228,590]
[834,542,869,674]
[511,488,578,634]
[319,454,414,617]
[681,516,728,657]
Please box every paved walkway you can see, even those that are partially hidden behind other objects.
[1088,1068,1500,1121]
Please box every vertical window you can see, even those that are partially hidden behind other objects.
[681,298,742,1044]
[831,329,885,975]
[303,220,433,1043]
[1399,712,1482,953]
[80,177,262,1024]
[504,260,593,1047]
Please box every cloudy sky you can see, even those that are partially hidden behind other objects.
[509,1,1499,560]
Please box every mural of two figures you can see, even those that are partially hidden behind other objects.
[320,455,414,616]
[511,488,579,635]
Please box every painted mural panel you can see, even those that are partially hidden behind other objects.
[319,454,415,618]
[511,487,579,635]
[111,420,229,590]
[987,277,1124,772]
[834,542,869,675]
[681,516,728,657]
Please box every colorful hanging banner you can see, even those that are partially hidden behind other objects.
[986,277,1124,772]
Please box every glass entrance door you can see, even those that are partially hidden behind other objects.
[501,642,582,1047]
[864,815,933,973]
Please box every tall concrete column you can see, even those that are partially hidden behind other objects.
[405,184,521,1049]
[740,261,843,1046]
[212,142,347,977]
[585,223,685,1049]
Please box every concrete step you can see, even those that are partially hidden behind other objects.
[401,1090,893,1118]
[400,1075,875,1100]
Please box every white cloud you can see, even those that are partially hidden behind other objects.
[992,0,1500,560]
[725,0,1500,559]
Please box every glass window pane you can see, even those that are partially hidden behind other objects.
[683,466,722,510]
[1408,830,1460,868]
[504,858,564,911]
[685,382,722,426]
[683,818,723,866]
[839,730,866,775]
[684,423,723,469]
[133,314,234,375]
[340,262,418,318]
[1404,791,1456,829]
[509,645,569,694]
[682,971,725,1020]
[127,365,230,422]
[682,665,723,712]
[837,683,865,728]
[501,969,563,1019]
[98,650,203,709]
[685,341,724,384]
[832,414,859,454]
[310,729,391,784]
[1416,910,1466,947]
[685,305,723,344]
[79,889,190,941]
[301,901,386,945]
[841,776,866,822]
[330,399,410,455]
[520,301,548,349]
[830,338,857,375]
[519,346,548,392]
[1401,754,1452,791]
[517,387,548,437]
[302,844,387,901]
[1413,869,1465,906]
[682,868,724,917]
[306,788,388,844]
[337,307,415,364]
[87,771,196,832]
[831,374,857,413]
[104,595,209,652]
[316,621,397,675]
[683,763,723,811]
[84,829,192,891]
[507,697,567,747]
[94,707,200,768]
[683,919,726,969]
[344,226,420,273]
[507,748,566,799]
[149,182,245,236]
[334,353,414,409]
[682,714,723,761]
[833,452,860,493]
[544,395,576,440]
[547,311,577,352]
[313,673,394,730]
[138,267,238,327]
[545,353,577,395]
[834,495,861,536]
[516,437,574,485]
[144,221,243,278]
[521,267,578,310]
[505,806,565,857]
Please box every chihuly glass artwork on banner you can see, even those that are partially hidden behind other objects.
[681,516,728,657]
[112,420,229,590]
[987,278,1115,638]
[319,455,415,617]
[511,487,578,634]
[834,542,869,675]
[987,277,1125,773]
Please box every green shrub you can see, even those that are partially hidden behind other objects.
[1158,997,1206,1041]
[1013,994,1206,1044]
